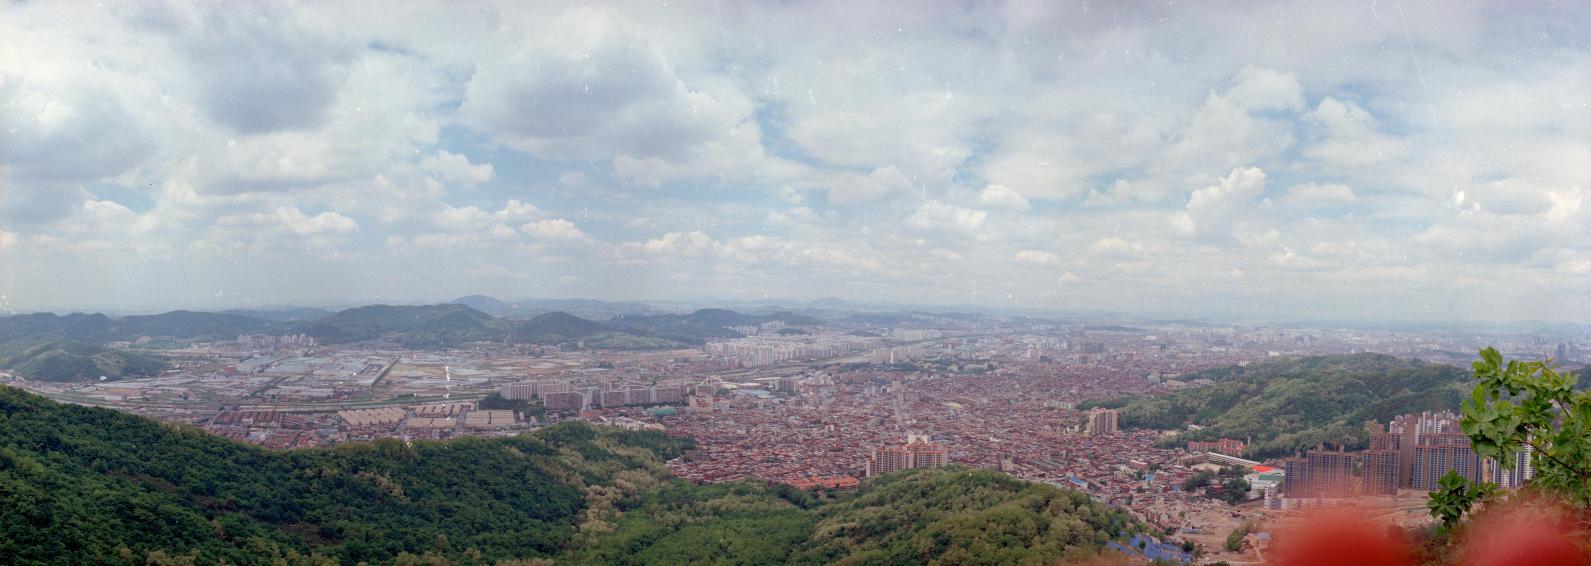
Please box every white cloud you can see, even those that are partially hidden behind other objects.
[420,150,494,186]
[1303,98,1404,166]
[1173,167,1268,241]
[977,185,1030,211]
[906,201,988,235]
[193,206,357,256]
[2,1,1588,321]
[1283,183,1358,208]
[633,230,716,256]
[521,219,586,240]
[1225,66,1304,113]
[1015,250,1060,266]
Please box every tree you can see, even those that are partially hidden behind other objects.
[1427,347,1591,527]
[1427,470,1494,531]
[1224,524,1250,552]
[1181,470,1214,492]
[1218,477,1250,504]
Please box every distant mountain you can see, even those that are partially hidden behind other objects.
[0,338,166,381]
[303,304,502,347]
[216,307,333,322]
[604,308,821,345]
[0,386,1147,564]
[448,294,515,314]
[843,312,921,325]
[448,295,671,319]
[0,303,781,352]
[1081,353,1472,458]
[0,311,285,345]
[808,296,851,308]
[508,311,611,343]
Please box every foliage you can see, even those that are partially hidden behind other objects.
[302,304,505,347]
[1182,470,1214,492]
[0,338,167,381]
[0,385,683,564]
[1428,348,1591,530]
[1084,354,1470,458]
[1215,477,1250,505]
[475,393,544,418]
[791,466,1143,565]
[0,304,794,351]
[1426,470,1496,531]
[506,312,613,344]
[0,311,287,345]
[1460,347,1590,505]
[1223,521,1257,552]
[0,386,1145,565]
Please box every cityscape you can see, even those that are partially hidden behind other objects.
[4,301,1584,563]
[3,0,1589,564]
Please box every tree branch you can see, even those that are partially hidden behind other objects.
[1520,435,1590,482]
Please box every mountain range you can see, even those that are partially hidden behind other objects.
[0,302,833,380]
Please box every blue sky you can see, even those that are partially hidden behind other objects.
[1,0,1588,322]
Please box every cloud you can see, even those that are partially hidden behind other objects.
[1015,250,1060,266]
[906,201,988,235]
[2,1,1589,321]
[1303,98,1404,166]
[0,78,150,183]
[631,230,716,257]
[1225,66,1304,113]
[1283,183,1358,208]
[521,219,586,240]
[977,185,1030,211]
[1173,167,1267,241]
[459,7,770,187]
[193,206,358,256]
[130,1,356,134]
[821,166,914,205]
[420,150,494,186]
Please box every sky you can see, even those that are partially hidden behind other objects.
[1,0,1588,322]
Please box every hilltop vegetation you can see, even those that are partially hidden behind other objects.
[0,338,167,382]
[0,385,687,564]
[0,303,821,353]
[0,387,1143,565]
[0,311,287,345]
[302,304,504,347]
[1082,353,1470,458]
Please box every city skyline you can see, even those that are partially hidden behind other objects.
[4,1,1589,322]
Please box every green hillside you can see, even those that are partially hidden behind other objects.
[507,311,613,344]
[301,304,506,347]
[0,386,1144,565]
[1082,353,1470,458]
[0,338,167,382]
[0,311,286,345]
[1,305,797,351]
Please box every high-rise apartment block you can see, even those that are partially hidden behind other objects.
[865,438,949,477]
[1282,411,1533,499]
[543,391,586,412]
[1086,408,1119,436]
[500,380,572,400]
[1281,447,1356,498]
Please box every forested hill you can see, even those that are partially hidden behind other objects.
[0,304,829,353]
[1082,353,1471,458]
[0,338,167,382]
[0,386,1145,565]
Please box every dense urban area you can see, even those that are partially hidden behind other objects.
[3,299,1583,563]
